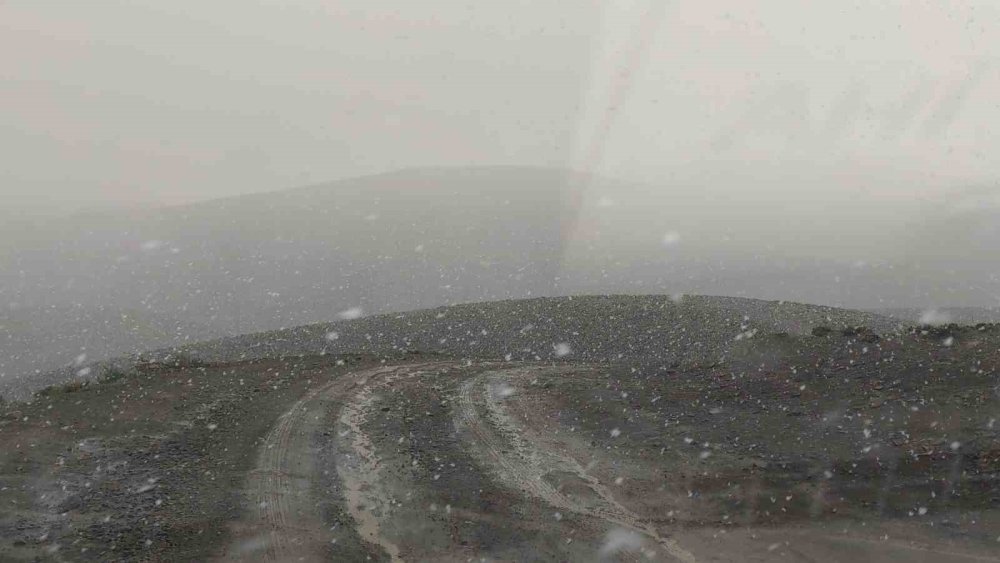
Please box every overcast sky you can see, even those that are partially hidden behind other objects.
[3,0,1000,215]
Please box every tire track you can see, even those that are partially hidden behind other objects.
[336,365,425,563]
[226,374,344,561]
[224,364,426,561]
[455,367,697,563]
[220,360,997,562]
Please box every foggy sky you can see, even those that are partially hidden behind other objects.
[4,1,1000,390]
[4,0,1000,217]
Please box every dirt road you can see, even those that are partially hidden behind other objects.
[218,361,1000,562]
[2,347,998,561]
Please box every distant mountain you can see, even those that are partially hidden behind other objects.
[0,305,215,392]
[14,295,902,399]
[1,167,583,325]
[0,167,586,391]
[1,166,998,392]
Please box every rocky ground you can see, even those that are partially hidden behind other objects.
[4,295,903,401]
[1,296,998,561]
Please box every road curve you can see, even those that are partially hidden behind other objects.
[219,361,1000,562]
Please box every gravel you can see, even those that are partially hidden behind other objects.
[6,294,902,401]
[181,294,901,362]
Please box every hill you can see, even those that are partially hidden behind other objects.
[1,296,996,561]
[2,166,997,389]
[10,294,901,399]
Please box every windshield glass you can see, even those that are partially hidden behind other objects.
[1,2,998,561]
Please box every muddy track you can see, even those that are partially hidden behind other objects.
[224,375,341,561]
[7,306,1000,562]
[336,364,435,562]
[220,360,1000,562]
[455,367,697,562]
[223,364,439,561]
